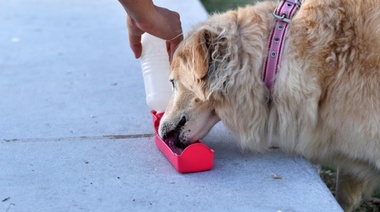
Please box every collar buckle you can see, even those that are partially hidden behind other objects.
[273,0,301,24]
[262,0,302,90]
[273,10,291,23]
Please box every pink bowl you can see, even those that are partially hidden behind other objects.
[152,111,214,173]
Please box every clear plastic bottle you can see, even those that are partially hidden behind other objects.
[140,33,173,113]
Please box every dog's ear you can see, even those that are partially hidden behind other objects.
[192,28,228,80]
[193,29,214,79]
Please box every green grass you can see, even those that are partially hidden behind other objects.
[200,1,380,211]
[200,0,257,13]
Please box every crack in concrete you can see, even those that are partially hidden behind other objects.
[1,133,154,143]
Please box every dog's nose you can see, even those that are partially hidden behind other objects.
[161,116,186,140]
[178,116,186,127]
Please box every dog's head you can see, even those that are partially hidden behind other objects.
[159,8,246,147]
[159,7,271,149]
[158,23,233,147]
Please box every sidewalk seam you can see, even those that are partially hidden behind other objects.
[1,133,154,143]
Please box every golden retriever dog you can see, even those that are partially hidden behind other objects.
[158,0,380,211]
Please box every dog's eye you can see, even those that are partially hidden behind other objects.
[170,79,175,91]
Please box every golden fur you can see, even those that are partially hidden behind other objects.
[158,0,380,211]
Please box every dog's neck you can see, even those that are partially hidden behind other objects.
[262,0,302,89]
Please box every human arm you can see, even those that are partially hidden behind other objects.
[118,0,183,61]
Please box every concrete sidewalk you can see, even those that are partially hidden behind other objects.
[0,0,342,211]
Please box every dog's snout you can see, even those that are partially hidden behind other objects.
[178,116,186,127]
[161,124,170,140]
[160,116,186,141]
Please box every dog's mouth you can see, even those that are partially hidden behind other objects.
[162,116,189,154]
[162,130,188,155]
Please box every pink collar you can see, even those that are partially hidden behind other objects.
[262,0,301,89]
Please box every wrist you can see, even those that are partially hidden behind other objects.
[133,5,158,34]
[122,0,155,24]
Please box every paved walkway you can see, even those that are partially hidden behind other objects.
[0,0,342,211]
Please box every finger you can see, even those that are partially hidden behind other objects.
[129,33,142,58]
[166,34,183,63]
[166,41,172,63]
[127,16,144,58]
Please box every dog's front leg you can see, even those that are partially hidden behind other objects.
[335,168,364,212]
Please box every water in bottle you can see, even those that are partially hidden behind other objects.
[140,34,173,113]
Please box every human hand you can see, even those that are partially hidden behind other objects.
[126,5,183,62]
